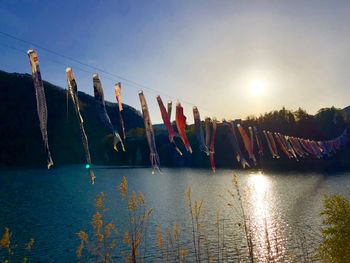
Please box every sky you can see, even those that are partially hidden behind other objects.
[1,0,350,123]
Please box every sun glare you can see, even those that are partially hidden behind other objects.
[249,80,264,96]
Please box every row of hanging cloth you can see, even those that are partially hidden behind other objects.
[27,49,350,182]
[28,50,126,184]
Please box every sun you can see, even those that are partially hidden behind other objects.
[249,80,264,96]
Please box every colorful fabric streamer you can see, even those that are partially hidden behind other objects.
[209,118,217,172]
[274,133,293,159]
[237,125,257,166]
[176,102,192,153]
[93,74,125,152]
[205,117,212,148]
[263,130,277,158]
[66,68,95,184]
[167,101,172,121]
[260,128,348,162]
[248,127,255,153]
[267,131,280,158]
[223,121,250,168]
[253,127,264,157]
[27,49,54,169]
[156,96,182,155]
[288,137,307,158]
[139,91,160,173]
[114,82,126,140]
[193,106,209,155]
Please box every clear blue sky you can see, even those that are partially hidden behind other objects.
[1,0,350,123]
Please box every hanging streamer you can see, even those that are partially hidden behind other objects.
[176,102,192,153]
[27,49,54,169]
[253,127,264,157]
[318,141,330,157]
[66,68,95,184]
[263,130,278,158]
[267,131,280,158]
[274,133,293,159]
[193,107,209,155]
[290,137,305,157]
[93,74,125,152]
[223,121,250,168]
[260,127,348,162]
[288,137,307,158]
[114,82,126,140]
[300,139,316,157]
[237,125,257,166]
[205,117,212,149]
[209,118,217,172]
[310,140,323,158]
[167,101,172,121]
[139,91,160,173]
[156,96,182,156]
[280,134,298,160]
[248,127,255,154]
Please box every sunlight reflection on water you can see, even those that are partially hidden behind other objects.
[247,172,286,261]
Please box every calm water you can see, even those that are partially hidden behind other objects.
[1,166,350,262]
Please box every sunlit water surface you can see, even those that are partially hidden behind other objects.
[1,166,350,262]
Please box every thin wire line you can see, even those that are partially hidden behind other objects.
[0,30,215,115]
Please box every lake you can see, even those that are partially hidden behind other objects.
[1,166,349,262]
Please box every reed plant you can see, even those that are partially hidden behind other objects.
[119,176,153,263]
[76,192,118,263]
[0,227,34,263]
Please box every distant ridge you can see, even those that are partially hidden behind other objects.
[342,105,350,117]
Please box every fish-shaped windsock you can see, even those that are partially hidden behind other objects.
[267,131,280,158]
[248,127,255,153]
[300,139,316,157]
[288,137,306,158]
[296,137,309,156]
[253,127,264,157]
[27,49,54,169]
[139,91,160,173]
[156,96,182,156]
[318,141,330,157]
[209,119,217,172]
[237,125,257,166]
[114,82,126,140]
[223,121,250,168]
[310,140,323,158]
[280,134,298,160]
[263,130,276,158]
[274,133,293,159]
[176,102,192,153]
[93,74,125,152]
[193,107,209,155]
[66,68,95,184]
[205,117,212,148]
[167,101,172,120]
[292,137,308,157]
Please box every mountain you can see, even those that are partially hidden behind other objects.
[0,70,144,167]
[342,105,350,117]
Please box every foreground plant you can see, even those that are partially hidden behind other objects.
[76,192,118,263]
[76,177,152,263]
[155,224,187,262]
[119,176,153,263]
[0,227,34,263]
[319,194,350,263]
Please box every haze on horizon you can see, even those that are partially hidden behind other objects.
[1,0,350,123]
